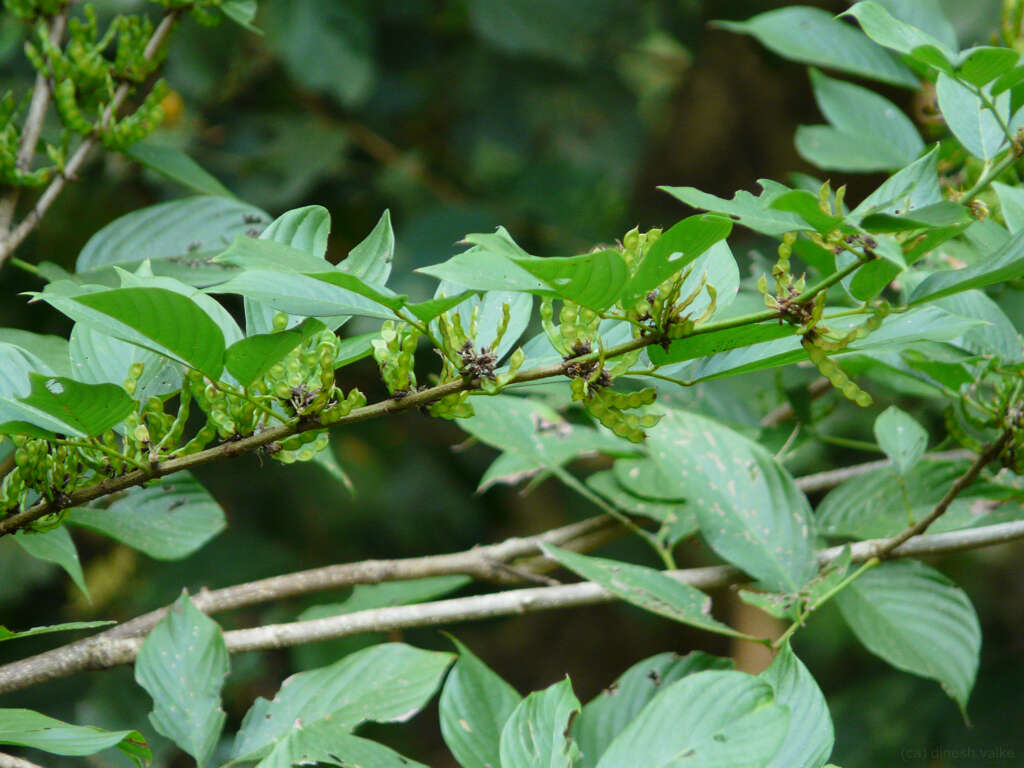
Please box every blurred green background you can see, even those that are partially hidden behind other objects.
[1,1,1021,766]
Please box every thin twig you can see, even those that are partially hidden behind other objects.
[0,10,69,238]
[2,518,1022,694]
[0,10,181,268]
[872,430,1014,558]
[0,445,959,690]
[0,514,622,691]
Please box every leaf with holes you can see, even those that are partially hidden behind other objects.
[14,373,133,437]
[618,215,732,307]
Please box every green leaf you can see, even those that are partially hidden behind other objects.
[594,670,790,768]
[659,180,805,237]
[513,248,630,311]
[542,544,748,639]
[849,147,942,221]
[859,201,970,233]
[847,236,906,301]
[769,190,848,234]
[499,677,581,768]
[760,643,834,768]
[69,323,184,404]
[220,0,260,32]
[937,289,1024,363]
[253,729,426,768]
[796,126,910,173]
[646,410,817,593]
[242,205,335,335]
[40,286,226,379]
[0,329,70,377]
[68,472,226,560]
[872,0,958,49]
[135,591,229,767]
[214,232,332,273]
[419,230,548,293]
[339,209,395,285]
[14,527,89,598]
[308,272,407,312]
[125,141,233,197]
[814,459,1007,539]
[797,69,923,172]
[574,651,732,768]
[935,73,1013,161]
[874,406,928,474]
[209,271,401,321]
[460,396,637,491]
[612,457,684,501]
[0,620,114,642]
[994,180,1024,232]
[618,215,732,307]
[439,638,522,768]
[14,373,133,437]
[260,205,332,258]
[910,227,1024,303]
[841,2,956,73]
[992,62,1024,95]
[0,709,149,765]
[586,470,697,545]
[231,643,454,760]
[957,46,1021,86]
[224,319,325,386]
[835,560,980,713]
[716,6,918,88]
[115,267,244,350]
[76,196,268,276]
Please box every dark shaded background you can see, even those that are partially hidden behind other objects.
[1,1,1021,766]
